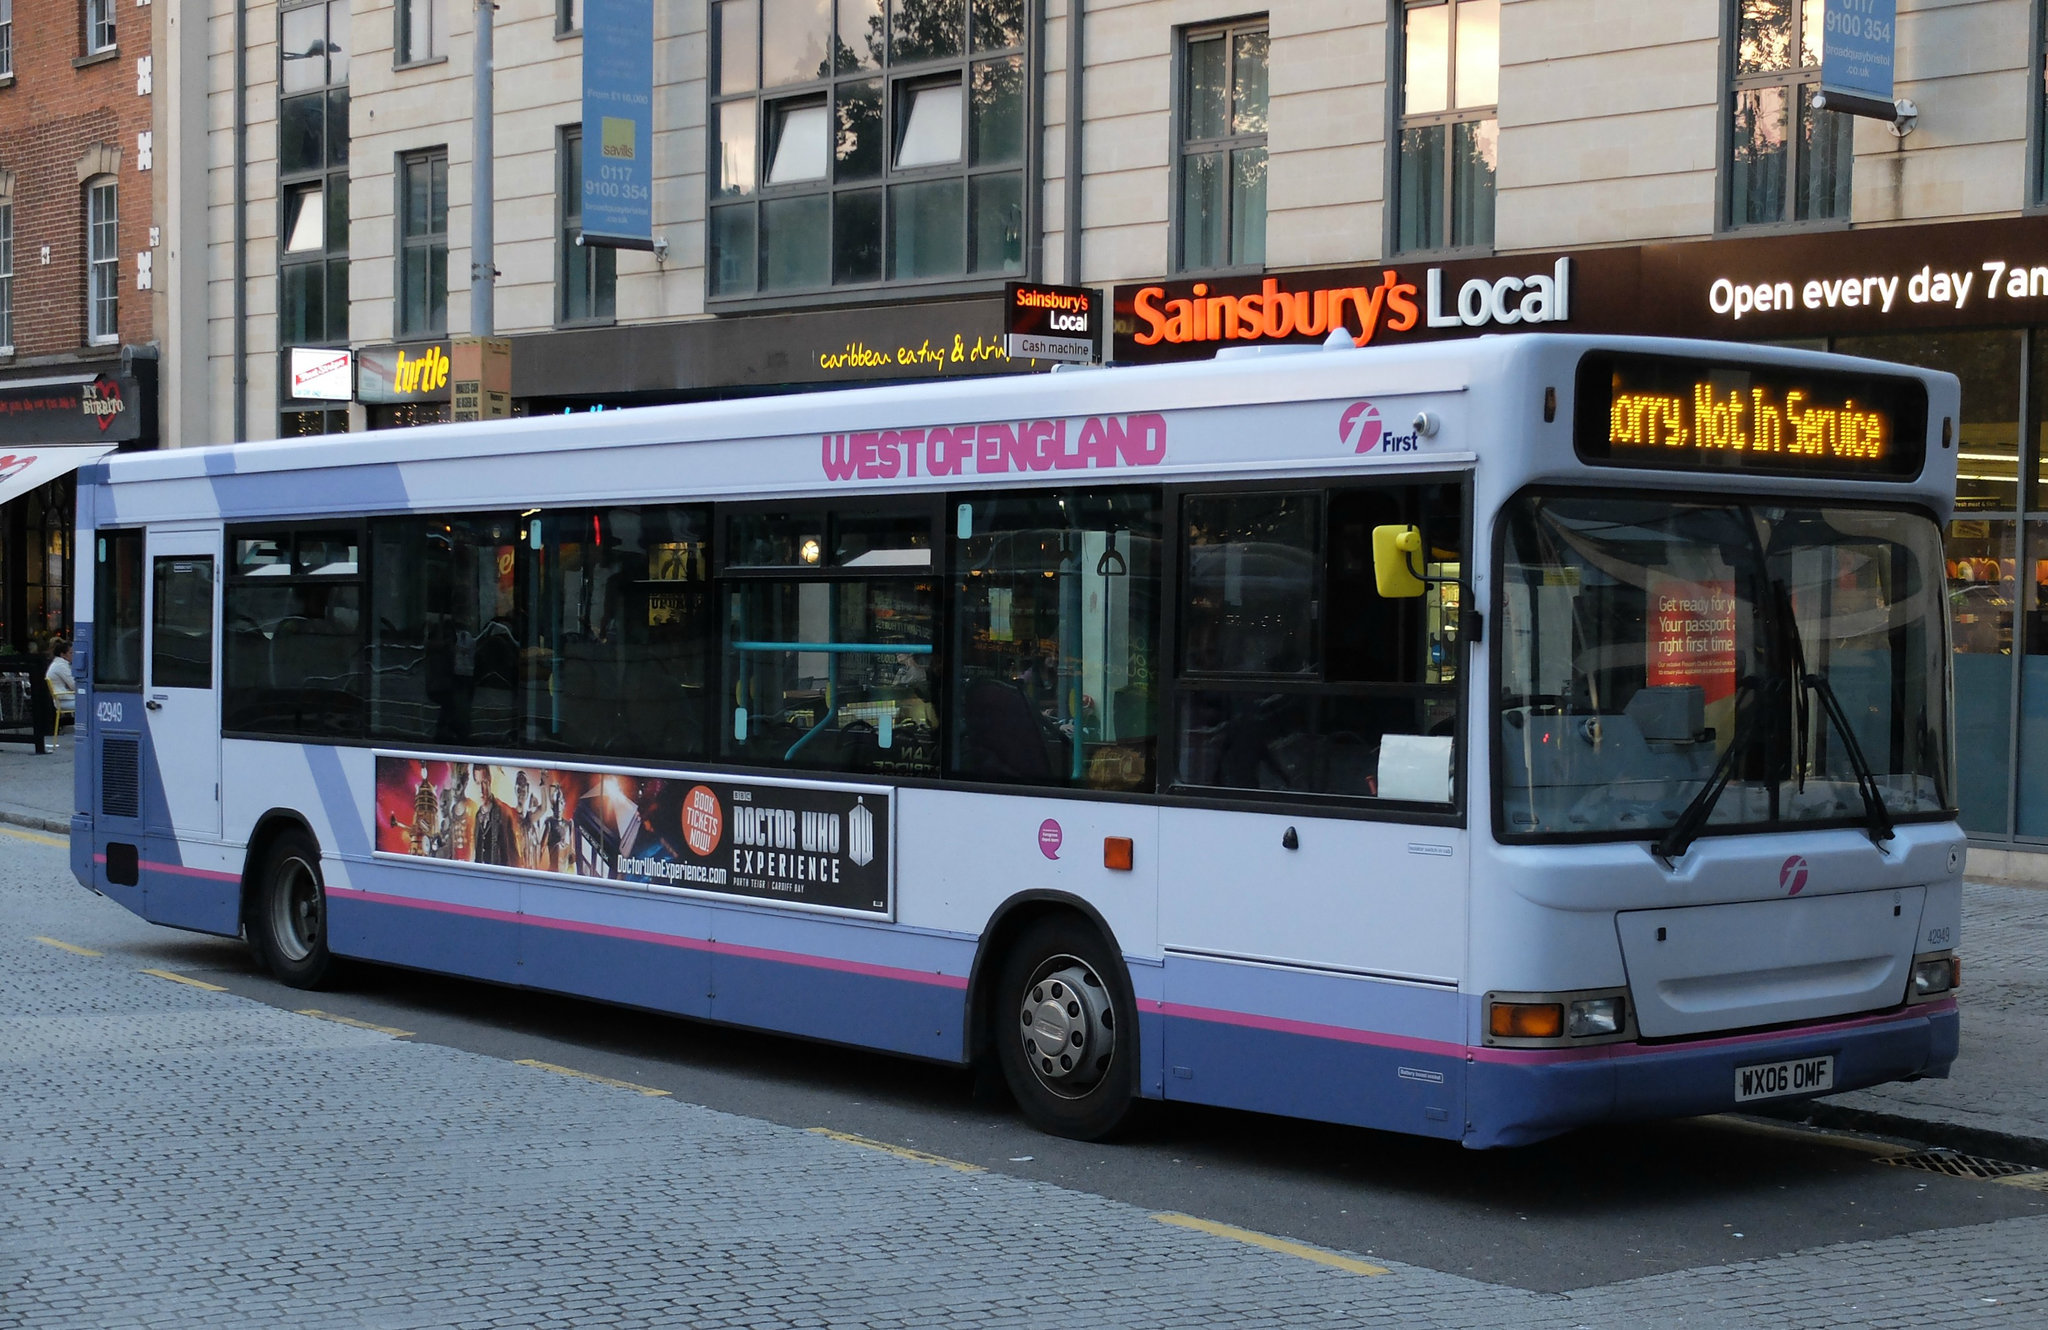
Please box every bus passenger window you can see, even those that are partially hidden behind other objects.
[722,506,938,776]
[1175,482,1464,804]
[534,505,711,760]
[1181,492,1316,675]
[949,489,1161,790]
[94,529,145,689]
[224,527,364,737]
[369,515,527,748]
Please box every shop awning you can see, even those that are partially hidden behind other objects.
[0,444,117,509]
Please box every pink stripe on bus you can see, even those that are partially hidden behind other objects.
[1139,997,1464,1059]
[138,859,242,883]
[328,885,968,990]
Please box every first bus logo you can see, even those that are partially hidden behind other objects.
[1341,401,1419,454]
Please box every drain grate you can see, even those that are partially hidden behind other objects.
[1878,1149,2038,1180]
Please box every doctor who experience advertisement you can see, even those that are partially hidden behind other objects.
[373,756,890,916]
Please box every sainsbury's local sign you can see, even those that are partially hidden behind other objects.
[1114,257,1573,360]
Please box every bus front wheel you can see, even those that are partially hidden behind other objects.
[995,916,1137,1141]
[250,829,337,990]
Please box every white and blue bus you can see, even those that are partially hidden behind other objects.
[70,334,1964,1147]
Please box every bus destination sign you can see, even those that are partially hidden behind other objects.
[1573,351,1928,480]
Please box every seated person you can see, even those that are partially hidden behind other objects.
[45,640,77,725]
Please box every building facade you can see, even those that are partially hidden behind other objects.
[0,0,164,654]
[171,0,2048,870]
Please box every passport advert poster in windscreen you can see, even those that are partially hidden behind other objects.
[375,757,891,916]
[1574,350,1929,480]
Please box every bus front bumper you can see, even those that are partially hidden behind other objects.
[1464,1000,1958,1149]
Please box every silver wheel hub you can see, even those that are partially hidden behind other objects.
[270,856,322,963]
[1018,960,1115,1097]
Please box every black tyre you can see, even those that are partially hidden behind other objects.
[249,829,337,990]
[994,915,1138,1141]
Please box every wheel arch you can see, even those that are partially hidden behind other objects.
[238,809,320,929]
[964,890,1136,1080]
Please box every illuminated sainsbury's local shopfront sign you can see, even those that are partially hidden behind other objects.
[1115,258,1573,357]
[1112,216,2048,362]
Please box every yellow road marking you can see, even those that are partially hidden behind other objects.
[139,968,228,992]
[516,1059,671,1098]
[1995,1171,2048,1192]
[296,1009,415,1039]
[1152,1213,1391,1276]
[1,826,67,848]
[1711,1114,1914,1158]
[806,1127,985,1174]
[33,936,103,958]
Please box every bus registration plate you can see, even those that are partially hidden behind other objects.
[1733,1055,1835,1102]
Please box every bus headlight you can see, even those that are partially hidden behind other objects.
[1568,996,1625,1038]
[1484,987,1635,1046]
[1909,953,1959,1000]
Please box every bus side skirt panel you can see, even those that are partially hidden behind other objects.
[325,864,974,1063]
[1152,953,1466,1140]
[139,838,244,935]
[326,881,525,987]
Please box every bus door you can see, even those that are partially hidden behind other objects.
[143,530,222,841]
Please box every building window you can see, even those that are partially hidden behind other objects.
[0,203,12,354]
[280,0,351,434]
[86,179,118,344]
[1728,0,1851,227]
[1395,0,1498,253]
[707,0,1027,300]
[559,0,581,35]
[397,0,447,65]
[559,127,617,324]
[2038,2,2048,206]
[1176,21,1268,273]
[398,150,449,336]
[85,0,114,53]
[1,0,15,79]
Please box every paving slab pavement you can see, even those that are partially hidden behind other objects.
[0,728,74,835]
[2,743,2042,1158]
[5,832,2046,1329]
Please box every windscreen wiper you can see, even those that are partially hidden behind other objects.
[1775,580,1896,850]
[1652,673,1775,868]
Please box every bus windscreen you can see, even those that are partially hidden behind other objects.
[1573,351,1929,480]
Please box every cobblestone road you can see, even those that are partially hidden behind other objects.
[4,830,2045,1328]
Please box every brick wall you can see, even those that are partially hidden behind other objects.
[0,0,156,359]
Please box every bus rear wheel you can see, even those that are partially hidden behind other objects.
[250,829,337,990]
[994,916,1137,1141]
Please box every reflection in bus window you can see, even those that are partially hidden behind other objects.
[369,515,525,747]
[950,489,1160,790]
[94,529,145,689]
[224,528,361,736]
[531,506,711,760]
[151,556,215,690]
[1175,482,1464,802]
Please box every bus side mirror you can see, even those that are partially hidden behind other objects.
[1373,525,1427,598]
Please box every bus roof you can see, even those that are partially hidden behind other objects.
[84,334,1959,525]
